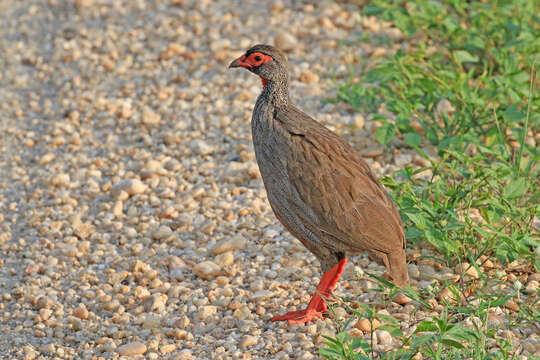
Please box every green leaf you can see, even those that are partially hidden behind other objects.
[503,105,525,122]
[405,227,424,239]
[375,122,396,145]
[454,50,479,63]
[447,325,478,341]
[378,324,403,337]
[363,4,384,16]
[410,333,437,348]
[510,71,530,84]
[503,178,528,199]
[366,65,396,83]
[318,348,343,358]
[350,337,369,351]
[405,211,428,230]
[405,132,422,147]
[416,320,438,332]
[441,339,465,349]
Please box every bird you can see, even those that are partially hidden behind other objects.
[229,44,409,324]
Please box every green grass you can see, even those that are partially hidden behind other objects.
[322,0,539,359]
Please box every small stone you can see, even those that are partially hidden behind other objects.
[198,219,216,235]
[250,290,272,301]
[413,154,430,167]
[22,349,37,360]
[39,308,52,321]
[75,0,94,9]
[353,114,365,130]
[63,245,79,257]
[408,264,420,279]
[394,153,412,167]
[36,296,54,310]
[455,263,479,279]
[175,350,193,359]
[116,190,129,201]
[173,316,190,328]
[355,318,380,332]
[436,99,455,117]
[418,265,436,281]
[524,280,538,294]
[112,200,123,216]
[214,251,234,267]
[318,17,336,30]
[153,226,172,240]
[146,294,167,312]
[361,145,383,158]
[144,159,162,172]
[371,47,387,57]
[504,300,519,311]
[117,342,147,356]
[274,32,297,52]
[393,293,412,305]
[50,173,70,187]
[72,304,89,320]
[160,344,176,354]
[332,307,347,320]
[299,70,319,84]
[198,305,217,320]
[376,330,393,345]
[233,305,251,320]
[141,106,161,126]
[112,179,147,196]
[39,344,55,354]
[193,261,220,279]
[439,287,460,304]
[190,139,213,156]
[211,235,247,255]
[70,317,83,331]
[133,286,151,299]
[410,120,424,134]
[39,153,55,165]
[209,39,231,52]
[522,341,536,354]
[240,335,258,348]
[299,351,314,360]
[143,315,161,329]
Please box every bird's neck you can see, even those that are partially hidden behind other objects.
[260,79,290,107]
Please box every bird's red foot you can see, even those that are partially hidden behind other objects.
[271,258,348,324]
[271,309,323,324]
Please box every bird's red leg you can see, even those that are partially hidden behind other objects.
[271,258,347,324]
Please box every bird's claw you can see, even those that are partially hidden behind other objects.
[271,309,324,324]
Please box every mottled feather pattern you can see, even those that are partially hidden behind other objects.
[253,102,406,274]
[244,45,408,284]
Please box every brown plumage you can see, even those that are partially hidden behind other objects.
[230,45,408,324]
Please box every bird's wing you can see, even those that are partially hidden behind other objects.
[275,106,405,254]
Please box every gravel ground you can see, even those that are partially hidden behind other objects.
[0,1,538,359]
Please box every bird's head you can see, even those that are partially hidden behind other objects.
[229,44,288,88]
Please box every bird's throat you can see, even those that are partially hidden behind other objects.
[260,77,268,88]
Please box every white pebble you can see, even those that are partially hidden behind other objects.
[112,179,147,196]
[190,139,213,156]
[211,235,247,255]
[198,305,217,320]
[117,342,147,356]
[193,261,220,279]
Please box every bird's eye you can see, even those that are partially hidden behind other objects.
[254,55,262,62]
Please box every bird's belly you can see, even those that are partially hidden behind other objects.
[251,102,322,247]
[253,141,321,250]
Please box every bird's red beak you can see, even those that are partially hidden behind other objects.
[229,54,252,69]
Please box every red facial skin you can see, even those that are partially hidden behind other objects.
[229,52,273,87]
